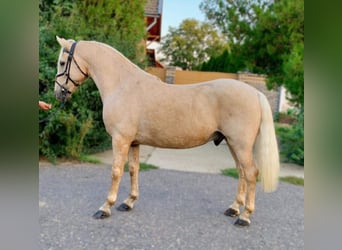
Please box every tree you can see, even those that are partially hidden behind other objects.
[281,42,304,106]
[198,0,271,74]
[200,49,246,73]
[200,0,304,107]
[245,0,304,107]
[159,19,227,70]
[200,0,271,45]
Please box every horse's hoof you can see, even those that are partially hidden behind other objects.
[93,210,110,219]
[234,218,250,227]
[116,203,132,212]
[224,208,239,217]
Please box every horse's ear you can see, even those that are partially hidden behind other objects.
[56,36,72,49]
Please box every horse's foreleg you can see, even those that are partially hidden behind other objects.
[224,143,247,218]
[93,137,130,219]
[117,144,140,211]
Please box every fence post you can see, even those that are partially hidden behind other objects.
[165,66,176,84]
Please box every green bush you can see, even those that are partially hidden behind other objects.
[274,108,298,124]
[276,108,304,165]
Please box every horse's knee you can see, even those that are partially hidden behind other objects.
[235,194,245,206]
[112,167,123,179]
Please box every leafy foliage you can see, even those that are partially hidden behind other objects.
[200,0,271,45]
[159,18,227,70]
[200,49,246,73]
[247,0,304,107]
[281,42,304,106]
[200,0,304,107]
[39,0,147,160]
[276,108,304,165]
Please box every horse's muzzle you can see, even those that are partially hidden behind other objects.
[55,88,71,103]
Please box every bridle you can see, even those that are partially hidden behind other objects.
[40,42,88,124]
[55,41,88,102]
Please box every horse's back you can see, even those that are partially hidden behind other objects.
[192,78,259,97]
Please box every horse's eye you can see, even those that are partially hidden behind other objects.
[60,61,65,66]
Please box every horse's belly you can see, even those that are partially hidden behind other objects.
[135,137,211,149]
[134,127,215,149]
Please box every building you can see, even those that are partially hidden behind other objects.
[145,0,164,68]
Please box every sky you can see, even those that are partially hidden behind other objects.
[161,0,206,37]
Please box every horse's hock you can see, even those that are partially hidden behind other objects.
[147,67,282,114]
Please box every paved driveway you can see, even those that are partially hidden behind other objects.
[39,163,303,249]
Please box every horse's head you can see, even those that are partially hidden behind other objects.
[54,36,88,102]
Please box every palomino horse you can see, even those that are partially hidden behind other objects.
[54,37,279,226]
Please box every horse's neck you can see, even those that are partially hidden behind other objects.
[81,41,149,101]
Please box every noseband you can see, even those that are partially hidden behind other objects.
[55,42,88,102]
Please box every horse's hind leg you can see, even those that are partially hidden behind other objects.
[224,142,258,226]
[117,145,140,211]
[237,161,259,226]
[93,136,130,219]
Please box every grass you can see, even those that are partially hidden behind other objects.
[279,176,304,186]
[78,154,158,171]
[79,155,102,164]
[40,155,102,165]
[221,168,304,186]
[221,168,239,179]
[124,162,159,172]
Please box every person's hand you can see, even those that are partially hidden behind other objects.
[39,101,52,110]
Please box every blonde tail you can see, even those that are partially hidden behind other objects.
[255,92,280,192]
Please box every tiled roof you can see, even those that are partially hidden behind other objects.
[145,0,163,17]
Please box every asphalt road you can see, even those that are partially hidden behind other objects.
[39,163,304,250]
